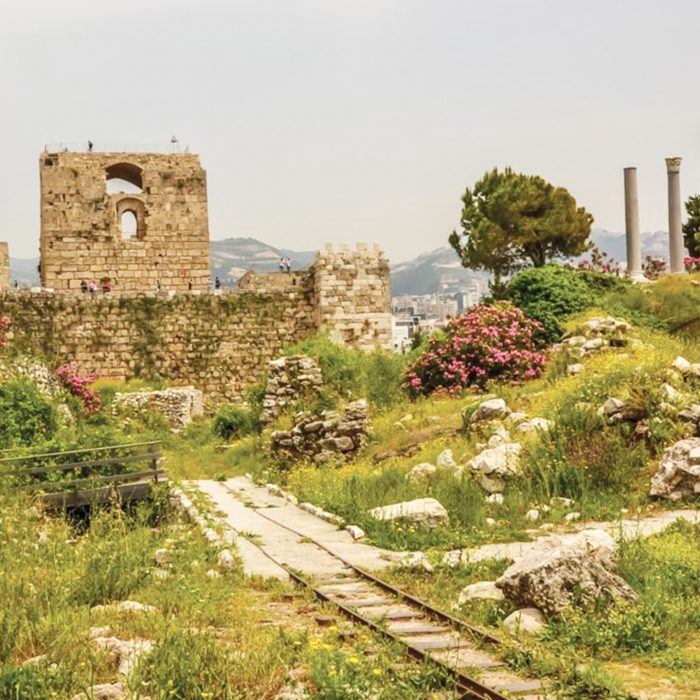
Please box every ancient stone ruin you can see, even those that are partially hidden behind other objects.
[0,243,8,290]
[112,386,204,430]
[261,355,323,424]
[270,399,370,463]
[39,151,210,292]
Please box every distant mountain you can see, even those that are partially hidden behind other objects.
[390,247,488,295]
[7,229,677,293]
[209,237,316,283]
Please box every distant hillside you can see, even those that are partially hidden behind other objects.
[390,247,488,295]
[8,229,675,293]
[209,237,316,283]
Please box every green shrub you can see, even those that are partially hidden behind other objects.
[212,405,259,440]
[0,379,59,449]
[507,265,607,341]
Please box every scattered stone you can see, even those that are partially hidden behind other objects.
[91,600,156,615]
[399,551,434,573]
[154,548,171,566]
[650,437,700,500]
[525,509,539,522]
[206,569,221,579]
[92,636,153,676]
[495,530,636,616]
[468,398,509,426]
[582,337,605,351]
[486,425,511,447]
[368,498,448,530]
[346,525,365,541]
[598,397,624,418]
[661,383,681,402]
[21,654,47,667]
[503,608,546,635]
[407,462,437,481]
[90,626,112,638]
[516,417,553,435]
[216,549,236,571]
[460,443,522,493]
[567,363,583,376]
[551,497,575,508]
[436,449,457,469]
[505,411,528,426]
[486,493,504,506]
[457,581,505,605]
[672,356,692,375]
[485,517,497,527]
[678,404,700,424]
[112,386,203,430]
[564,512,581,522]
[70,683,127,700]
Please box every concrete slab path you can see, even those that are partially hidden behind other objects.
[190,477,405,579]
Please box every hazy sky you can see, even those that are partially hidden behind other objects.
[1,0,699,261]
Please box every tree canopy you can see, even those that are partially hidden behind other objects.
[683,194,700,257]
[449,168,593,281]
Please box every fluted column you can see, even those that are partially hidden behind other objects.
[623,167,642,278]
[666,157,684,273]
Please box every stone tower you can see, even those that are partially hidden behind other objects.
[39,151,210,292]
[312,243,392,351]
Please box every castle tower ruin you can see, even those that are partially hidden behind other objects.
[39,150,210,292]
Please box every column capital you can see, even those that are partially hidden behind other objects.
[665,157,682,173]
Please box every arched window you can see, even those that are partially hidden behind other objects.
[106,162,143,194]
[115,197,147,240]
[120,210,138,239]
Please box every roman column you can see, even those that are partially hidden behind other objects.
[666,157,684,273]
[623,167,642,278]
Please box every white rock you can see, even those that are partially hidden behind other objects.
[486,493,504,506]
[660,383,681,402]
[566,336,587,347]
[503,608,546,635]
[217,549,236,571]
[468,443,521,476]
[650,437,700,500]
[564,512,581,522]
[92,637,153,676]
[598,397,624,417]
[71,683,127,700]
[436,449,457,469]
[567,363,584,376]
[551,496,575,508]
[485,517,497,527]
[154,548,171,566]
[407,462,437,481]
[400,551,433,573]
[91,600,156,615]
[346,525,365,540]
[469,398,509,424]
[206,569,221,579]
[496,530,635,616]
[457,581,505,605]
[517,417,553,434]
[487,425,511,448]
[672,356,692,375]
[368,498,449,530]
[505,411,528,426]
[582,337,605,351]
[525,508,540,522]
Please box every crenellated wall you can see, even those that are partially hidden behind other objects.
[0,243,392,403]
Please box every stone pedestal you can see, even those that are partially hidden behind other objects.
[623,168,642,278]
[666,157,684,274]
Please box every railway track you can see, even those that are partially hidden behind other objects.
[220,484,551,700]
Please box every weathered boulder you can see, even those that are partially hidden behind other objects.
[503,608,546,635]
[486,425,511,447]
[407,462,437,481]
[457,581,505,605]
[516,417,553,435]
[468,398,509,426]
[368,498,448,530]
[91,600,156,615]
[495,530,637,616]
[92,636,153,676]
[650,437,700,500]
[459,443,521,493]
[436,448,457,469]
[672,356,692,375]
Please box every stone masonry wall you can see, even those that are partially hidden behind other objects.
[0,287,315,404]
[39,151,210,292]
[313,243,392,351]
[0,243,8,290]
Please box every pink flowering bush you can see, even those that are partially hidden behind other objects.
[643,255,667,280]
[403,303,547,398]
[0,317,9,349]
[55,362,101,414]
[683,256,700,272]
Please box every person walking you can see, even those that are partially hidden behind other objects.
[285,257,291,273]
[279,257,285,272]
[214,276,221,290]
